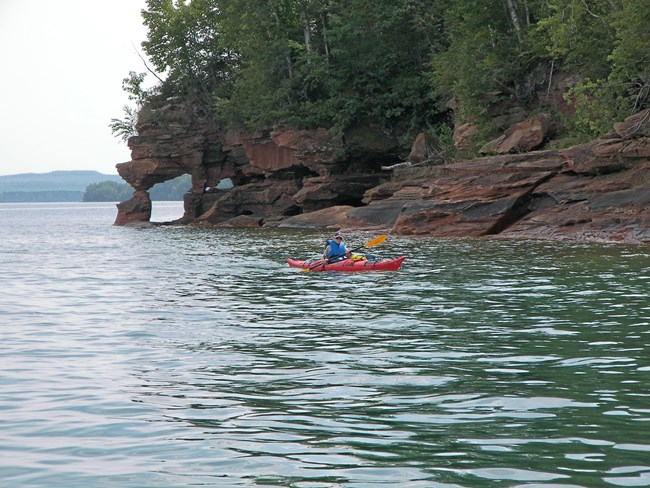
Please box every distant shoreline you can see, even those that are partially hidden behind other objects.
[0,170,187,202]
[0,190,84,203]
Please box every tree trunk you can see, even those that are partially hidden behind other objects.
[302,14,312,53]
[321,13,330,58]
[505,0,523,44]
[268,0,292,77]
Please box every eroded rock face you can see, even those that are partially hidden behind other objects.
[293,175,385,213]
[480,113,551,155]
[354,138,650,243]
[614,109,650,139]
[118,100,223,193]
[114,99,395,226]
[114,98,649,243]
[452,123,477,152]
[114,190,152,226]
[193,180,301,226]
[408,132,441,163]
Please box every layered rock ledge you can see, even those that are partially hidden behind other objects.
[345,137,650,243]
[114,102,650,244]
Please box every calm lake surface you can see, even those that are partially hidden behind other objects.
[1,201,649,487]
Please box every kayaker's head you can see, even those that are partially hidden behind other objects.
[334,231,344,241]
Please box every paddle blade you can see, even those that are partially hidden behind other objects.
[364,234,386,248]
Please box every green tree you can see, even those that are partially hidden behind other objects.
[149,174,191,200]
[83,181,134,202]
[606,0,650,112]
[431,0,543,124]
[110,71,148,141]
[83,175,190,201]
[540,0,648,138]
[117,0,649,157]
[531,0,615,81]
[322,0,441,137]
[141,0,236,104]
[219,0,442,141]
[109,104,139,142]
[215,0,316,128]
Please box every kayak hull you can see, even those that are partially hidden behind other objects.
[287,256,406,272]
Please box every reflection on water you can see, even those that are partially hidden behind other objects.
[1,202,649,487]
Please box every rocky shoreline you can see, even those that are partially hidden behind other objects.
[114,101,649,244]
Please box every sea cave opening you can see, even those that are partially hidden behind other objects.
[149,174,191,223]
[149,176,236,223]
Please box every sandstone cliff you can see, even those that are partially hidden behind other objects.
[114,102,650,244]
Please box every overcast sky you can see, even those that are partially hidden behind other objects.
[0,0,150,176]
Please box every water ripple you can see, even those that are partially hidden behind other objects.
[1,203,649,486]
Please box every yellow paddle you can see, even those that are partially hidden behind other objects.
[301,234,387,272]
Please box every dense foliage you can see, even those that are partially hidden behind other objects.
[113,0,650,153]
[83,181,133,202]
[431,0,648,145]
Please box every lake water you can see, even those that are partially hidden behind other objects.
[1,201,649,487]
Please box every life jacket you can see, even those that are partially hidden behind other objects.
[326,239,346,261]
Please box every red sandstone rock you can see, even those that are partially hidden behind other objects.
[613,109,650,139]
[114,99,379,226]
[241,127,343,175]
[294,175,384,213]
[116,158,185,191]
[193,180,301,226]
[453,123,477,152]
[114,190,152,226]
[480,113,550,155]
[212,215,264,228]
[351,138,650,243]
[408,133,440,163]
[276,205,356,229]
[113,98,649,243]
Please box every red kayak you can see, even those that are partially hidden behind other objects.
[287,256,406,272]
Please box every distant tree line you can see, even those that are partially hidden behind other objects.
[0,191,84,203]
[83,174,191,201]
[111,0,650,156]
[83,181,132,202]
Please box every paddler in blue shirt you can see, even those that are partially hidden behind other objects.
[323,231,351,262]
